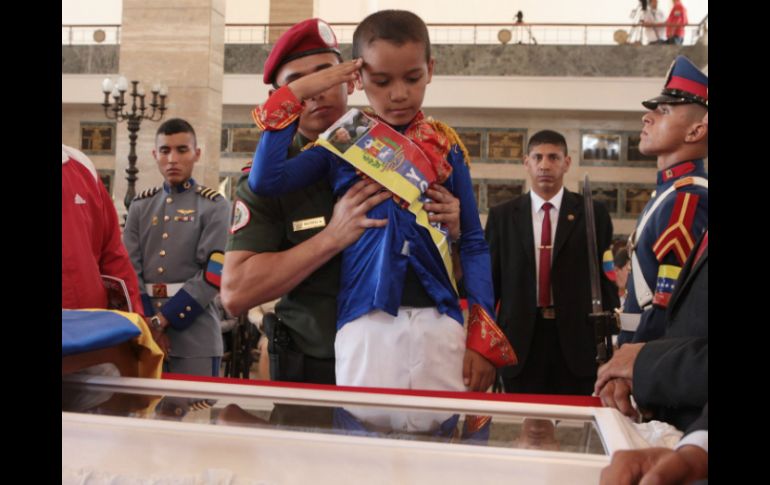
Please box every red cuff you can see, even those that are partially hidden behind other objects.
[466,304,517,368]
[251,85,304,131]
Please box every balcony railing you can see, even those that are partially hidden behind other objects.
[62,21,706,47]
[62,25,121,45]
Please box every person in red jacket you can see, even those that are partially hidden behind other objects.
[666,0,689,45]
[61,144,143,314]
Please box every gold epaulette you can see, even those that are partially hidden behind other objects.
[196,185,222,201]
[133,186,161,201]
[426,118,471,168]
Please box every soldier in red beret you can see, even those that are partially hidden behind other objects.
[222,18,464,386]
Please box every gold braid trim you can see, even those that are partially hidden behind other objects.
[133,187,160,201]
[426,119,471,168]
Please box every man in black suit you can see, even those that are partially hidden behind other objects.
[594,229,708,432]
[485,130,618,395]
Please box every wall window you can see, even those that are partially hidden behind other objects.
[487,129,526,163]
[624,186,654,218]
[457,130,482,158]
[80,122,115,154]
[581,133,621,163]
[221,124,261,157]
[218,173,244,201]
[626,133,657,164]
[580,130,657,168]
[455,128,527,164]
[472,178,526,213]
[580,182,656,219]
[97,169,114,196]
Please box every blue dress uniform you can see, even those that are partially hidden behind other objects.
[618,55,709,345]
[618,161,708,344]
[123,178,231,375]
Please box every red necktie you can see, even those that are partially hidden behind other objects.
[538,202,553,307]
[693,230,708,265]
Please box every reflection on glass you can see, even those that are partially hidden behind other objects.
[62,380,607,455]
[582,134,620,161]
[513,418,560,450]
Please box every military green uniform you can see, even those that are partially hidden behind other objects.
[124,178,231,376]
[226,134,339,382]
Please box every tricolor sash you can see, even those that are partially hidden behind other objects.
[316,109,457,292]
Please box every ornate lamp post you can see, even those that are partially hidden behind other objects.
[101,76,168,210]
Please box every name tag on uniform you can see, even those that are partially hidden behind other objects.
[292,217,326,232]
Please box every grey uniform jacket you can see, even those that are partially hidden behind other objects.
[124,179,231,358]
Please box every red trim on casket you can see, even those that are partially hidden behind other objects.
[161,373,602,407]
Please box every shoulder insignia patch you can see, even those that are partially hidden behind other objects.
[133,186,160,201]
[204,251,225,289]
[653,264,681,308]
[196,185,222,201]
[230,200,250,234]
[652,192,700,265]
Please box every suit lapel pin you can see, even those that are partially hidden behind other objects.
[567,214,575,221]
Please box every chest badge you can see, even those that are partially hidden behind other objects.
[292,216,326,232]
[174,209,196,222]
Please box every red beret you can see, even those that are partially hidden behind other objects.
[263,18,341,85]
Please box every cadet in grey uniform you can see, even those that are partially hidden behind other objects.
[124,118,231,376]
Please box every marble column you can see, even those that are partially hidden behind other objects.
[268,0,313,42]
[113,0,225,215]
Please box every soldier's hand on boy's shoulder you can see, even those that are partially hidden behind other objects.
[288,58,362,101]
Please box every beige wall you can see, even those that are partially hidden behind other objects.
[220,104,660,235]
[268,0,314,41]
[427,107,657,236]
[110,0,226,215]
[65,96,679,237]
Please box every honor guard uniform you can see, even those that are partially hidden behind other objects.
[618,56,708,345]
[124,178,231,375]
